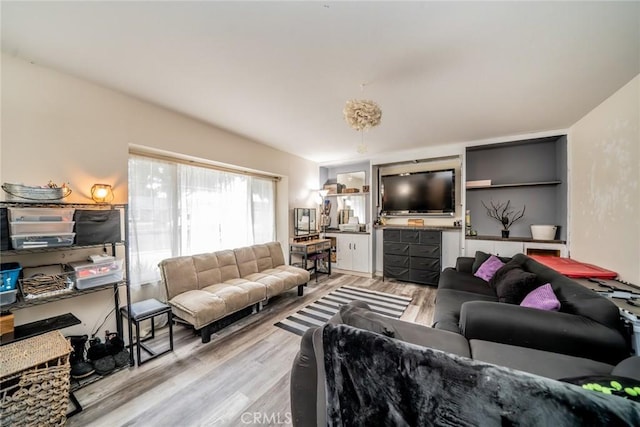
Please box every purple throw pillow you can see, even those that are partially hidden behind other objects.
[474,255,505,282]
[520,283,560,311]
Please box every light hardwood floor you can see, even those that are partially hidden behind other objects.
[69,274,436,427]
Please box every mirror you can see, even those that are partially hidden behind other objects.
[336,171,366,192]
[339,196,366,225]
[294,208,316,236]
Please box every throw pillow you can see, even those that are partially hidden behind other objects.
[471,251,512,274]
[560,376,640,402]
[489,262,538,304]
[474,255,505,282]
[520,283,560,311]
[340,305,399,339]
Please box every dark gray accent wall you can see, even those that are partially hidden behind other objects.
[465,136,567,240]
[319,168,329,189]
[466,137,560,184]
[555,136,568,240]
[467,187,560,238]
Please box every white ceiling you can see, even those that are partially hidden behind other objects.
[2,1,639,163]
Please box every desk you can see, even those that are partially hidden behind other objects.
[289,239,331,282]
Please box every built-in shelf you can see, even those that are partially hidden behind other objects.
[0,241,125,255]
[325,192,370,197]
[0,313,81,346]
[466,181,561,190]
[466,235,565,244]
[5,281,124,310]
[323,229,369,235]
[374,225,462,231]
[465,135,567,241]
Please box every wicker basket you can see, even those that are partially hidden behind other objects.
[2,183,71,202]
[20,273,74,300]
[0,331,72,426]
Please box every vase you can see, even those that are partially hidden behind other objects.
[501,230,510,238]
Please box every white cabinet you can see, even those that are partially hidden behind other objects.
[465,239,524,257]
[335,234,370,273]
[494,241,525,257]
[441,230,462,269]
[465,239,568,258]
[374,229,384,274]
[351,235,370,273]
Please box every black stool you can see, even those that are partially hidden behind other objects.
[120,298,173,366]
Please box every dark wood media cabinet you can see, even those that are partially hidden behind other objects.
[383,228,441,286]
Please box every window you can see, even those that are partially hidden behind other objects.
[128,154,276,286]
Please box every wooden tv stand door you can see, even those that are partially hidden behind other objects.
[383,228,441,286]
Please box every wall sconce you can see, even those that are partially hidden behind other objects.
[91,184,114,204]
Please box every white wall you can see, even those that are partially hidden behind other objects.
[1,54,318,334]
[569,75,640,284]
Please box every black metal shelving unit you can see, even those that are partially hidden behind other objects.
[0,202,133,410]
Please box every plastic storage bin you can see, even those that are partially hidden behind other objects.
[0,289,17,306]
[74,271,124,290]
[10,233,75,249]
[69,258,124,289]
[8,207,75,223]
[10,221,75,235]
[68,259,123,279]
[0,263,21,292]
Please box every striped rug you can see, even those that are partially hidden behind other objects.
[274,285,412,336]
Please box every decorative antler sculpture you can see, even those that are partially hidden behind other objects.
[481,200,526,236]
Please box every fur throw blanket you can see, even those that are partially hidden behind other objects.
[322,324,640,426]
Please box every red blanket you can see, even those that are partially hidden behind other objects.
[530,255,617,279]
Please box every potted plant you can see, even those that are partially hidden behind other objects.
[481,200,526,238]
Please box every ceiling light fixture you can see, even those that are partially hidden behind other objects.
[343,83,382,154]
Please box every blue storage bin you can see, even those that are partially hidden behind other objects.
[1,262,21,291]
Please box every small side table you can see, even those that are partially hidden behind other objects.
[120,299,173,366]
[289,238,332,282]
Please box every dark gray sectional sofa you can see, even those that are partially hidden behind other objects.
[290,300,640,426]
[434,253,630,365]
[289,253,639,425]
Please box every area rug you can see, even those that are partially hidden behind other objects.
[275,285,412,336]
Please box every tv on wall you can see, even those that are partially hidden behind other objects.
[381,169,455,216]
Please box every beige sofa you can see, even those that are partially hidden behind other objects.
[159,242,310,343]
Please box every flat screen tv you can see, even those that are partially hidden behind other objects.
[381,169,455,216]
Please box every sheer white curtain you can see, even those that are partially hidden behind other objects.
[128,156,178,286]
[128,154,276,287]
[251,177,276,244]
[179,166,253,254]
